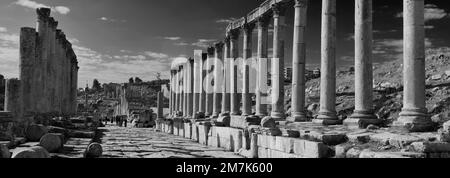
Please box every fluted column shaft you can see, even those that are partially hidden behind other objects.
[193,50,203,116]
[222,39,231,114]
[256,17,270,117]
[205,47,215,117]
[271,4,287,120]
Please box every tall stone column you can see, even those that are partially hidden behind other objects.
[48,18,58,114]
[271,4,287,120]
[178,66,184,115]
[205,47,215,117]
[174,69,180,114]
[199,53,207,114]
[183,63,189,117]
[74,65,79,114]
[157,91,164,119]
[169,70,174,116]
[71,60,78,114]
[344,0,380,128]
[230,30,241,116]
[313,0,340,125]
[5,79,23,121]
[256,16,270,117]
[221,38,231,114]
[56,30,63,114]
[36,8,50,113]
[20,27,37,114]
[193,50,203,116]
[394,0,433,132]
[187,58,194,117]
[242,24,255,116]
[213,42,224,117]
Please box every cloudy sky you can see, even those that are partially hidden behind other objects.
[0,0,450,87]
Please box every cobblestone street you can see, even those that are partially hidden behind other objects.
[98,125,243,158]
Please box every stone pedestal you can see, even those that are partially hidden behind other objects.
[394,0,433,132]
[289,1,307,122]
[344,0,380,128]
[313,0,340,125]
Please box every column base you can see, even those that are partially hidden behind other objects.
[343,110,380,129]
[393,109,435,132]
[287,112,307,122]
[270,111,285,121]
[313,111,341,125]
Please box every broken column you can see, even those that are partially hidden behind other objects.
[157,91,164,119]
[230,30,241,116]
[313,0,340,125]
[242,24,255,116]
[344,0,380,128]
[48,18,58,114]
[271,4,287,120]
[205,47,215,117]
[20,27,37,115]
[221,38,231,115]
[36,8,50,113]
[394,0,433,132]
[256,16,270,117]
[4,79,23,121]
[212,42,224,117]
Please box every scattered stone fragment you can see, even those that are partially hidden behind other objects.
[346,148,362,158]
[39,133,63,153]
[25,124,48,142]
[366,124,380,130]
[84,142,103,158]
[261,116,276,128]
[11,146,50,158]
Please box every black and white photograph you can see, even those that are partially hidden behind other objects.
[1,0,450,169]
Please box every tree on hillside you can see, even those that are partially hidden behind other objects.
[129,77,134,84]
[135,77,143,83]
[92,79,102,92]
[156,72,161,81]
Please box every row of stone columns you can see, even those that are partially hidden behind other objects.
[168,0,432,131]
[7,8,79,119]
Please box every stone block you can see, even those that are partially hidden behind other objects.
[370,132,424,148]
[11,146,50,158]
[261,116,276,128]
[411,142,450,153]
[334,144,353,158]
[292,139,330,158]
[274,136,294,153]
[25,124,48,142]
[257,147,268,158]
[39,133,63,153]
[280,128,300,138]
[300,130,347,145]
[359,150,410,158]
[208,136,218,147]
[347,132,374,143]
[346,148,362,158]
[184,123,191,139]
[84,142,102,158]
[1,143,11,158]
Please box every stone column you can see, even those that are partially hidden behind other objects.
[48,18,58,114]
[199,53,207,114]
[169,70,174,116]
[157,91,164,119]
[178,66,184,115]
[230,30,241,116]
[19,27,37,114]
[271,4,287,120]
[193,50,203,116]
[36,8,50,113]
[242,24,255,116]
[187,58,194,117]
[213,42,224,117]
[174,69,180,114]
[74,65,79,114]
[256,16,270,117]
[56,30,63,114]
[344,0,380,128]
[205,47,215,117]
[221,38,231,114]
[4,79,23,121]
[394,0,433,132]
[183,62,188,117]
[313,0,340,125]
[71,60,78,114]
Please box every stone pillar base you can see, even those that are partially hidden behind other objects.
[287,112,307,122]
[393,110,435,132]
[271,112,286,121]
[343,110,380,129]
[314,111,340,125]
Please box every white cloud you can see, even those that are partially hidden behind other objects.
[0,27,7,33]
[163,37,181,41]
[144,51,169,59]
[174,42,189,46]
[216,17,238,24]
[191,39,216,48]
[14,0,71,15]
[98,17,126,23]
[395,4,448,22]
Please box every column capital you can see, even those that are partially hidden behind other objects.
[294,0,309,8]
[215,41,224,51]
[207,46,215,55]
[272,3,287,17]
[242,23,255,36]
[36,8,51,20]
[224,36,231,43]
[49,17,58,29]
[257,15,271,29]
[228,29,240,40]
